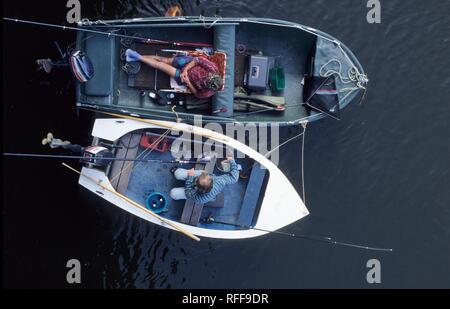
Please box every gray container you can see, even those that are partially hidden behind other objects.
[245,55,269,91]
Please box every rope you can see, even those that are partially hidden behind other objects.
[172,105,181,123]
[264,129,304,159]
[300,121,308,204]
[262,121,308,205]
[319,59,369,105]
[200,15,222,29]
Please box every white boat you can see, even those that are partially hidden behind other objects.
[77,116,309,240]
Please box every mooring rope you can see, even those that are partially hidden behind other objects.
[300,121,308,204]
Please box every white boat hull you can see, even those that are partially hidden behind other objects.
[78,118,309,239]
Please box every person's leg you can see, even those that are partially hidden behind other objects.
[170,188,187,201]
[139,56,178,78]
[174,168,203,181]
[141,55,174,65]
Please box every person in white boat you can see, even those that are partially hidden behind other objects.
[170,157,239,204]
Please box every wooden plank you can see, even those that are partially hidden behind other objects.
[116,133,141,194]
[236,163,267,226]
[109,133,132,190]
[109,133,142,194]
[180,200,195,225]
[189,201,204,226]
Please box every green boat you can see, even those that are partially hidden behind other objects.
[74,16,368,125]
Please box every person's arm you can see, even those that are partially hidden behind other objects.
[184,78,198,96]
[215,159,239,186]
[184,176,198,199]
[194,57,219,74]
[182,59,197,75]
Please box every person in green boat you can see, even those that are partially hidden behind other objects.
[126,49,223,99]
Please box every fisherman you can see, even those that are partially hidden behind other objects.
[41,133,85,154]
[125,49,223,99]
[170,157,239,204]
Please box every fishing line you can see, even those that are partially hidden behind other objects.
[204,217,393,252]
[3,17,213,48]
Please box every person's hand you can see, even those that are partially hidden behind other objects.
[187,168,196,177]
[181,70,189,83]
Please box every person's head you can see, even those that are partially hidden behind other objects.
[196,172,213,194]
[205,73,224,92]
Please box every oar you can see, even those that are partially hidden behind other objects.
[62,163,200,242]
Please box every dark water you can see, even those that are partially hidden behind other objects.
[3,0,450,288]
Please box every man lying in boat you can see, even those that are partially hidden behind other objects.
[170,157,239,204]
[126,49,223,99]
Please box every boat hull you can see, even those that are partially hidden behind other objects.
[78,118,309,239]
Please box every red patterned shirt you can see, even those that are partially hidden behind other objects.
[188,57,219,99]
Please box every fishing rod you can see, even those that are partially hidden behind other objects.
[3,153,208,165]
[3,17,213,48]
[203,216,393,252]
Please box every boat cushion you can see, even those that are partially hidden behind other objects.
[212,25,235,117]
[84,36,116,97]
[237,163,267,227]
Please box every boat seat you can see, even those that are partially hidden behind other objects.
[236,163,267,227]
[84,36,116,97]
[212,24,235,118]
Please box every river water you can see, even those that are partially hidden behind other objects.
[3,0,450,288]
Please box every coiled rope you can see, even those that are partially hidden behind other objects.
[320,59,369,104]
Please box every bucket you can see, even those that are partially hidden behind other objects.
[146,192,168,214]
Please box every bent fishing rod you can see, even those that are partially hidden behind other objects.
[3,17,213,48]
[3,153,208,165]
[204,216,393,252]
